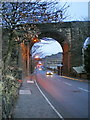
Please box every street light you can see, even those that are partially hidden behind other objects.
[32,37,40,43]
[34,55,40,60]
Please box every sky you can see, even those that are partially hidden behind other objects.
[65,1,89,21]
[32,38,63,58]
[36,0,89,21]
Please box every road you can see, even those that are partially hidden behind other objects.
[35,69,89,118]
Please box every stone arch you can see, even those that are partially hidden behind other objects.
[38,30,71,75]
[37,21,89,77]
[39,30,65,43]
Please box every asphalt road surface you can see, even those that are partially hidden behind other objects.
[35,69,89,119]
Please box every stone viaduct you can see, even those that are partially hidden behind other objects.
[36,21,89,76]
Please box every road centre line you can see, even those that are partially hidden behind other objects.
[35,80,64,120]
[63,82,72,86]
[78,87,89,92]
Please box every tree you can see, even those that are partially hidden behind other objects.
[84,44,90,79]
[2,1,70,65]
[1,1,70,118]
[2,1,69,28]
[2,0,70,85]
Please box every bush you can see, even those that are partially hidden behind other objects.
[2,66,22,118]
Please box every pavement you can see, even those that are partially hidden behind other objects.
[12,75,59,119]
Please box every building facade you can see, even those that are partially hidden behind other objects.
[42,52,63,69]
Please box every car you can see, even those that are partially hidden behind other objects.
[46,71,53,75]
[39,68,42,70]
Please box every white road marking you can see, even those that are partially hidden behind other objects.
[27,80,34,83]
[63,82,72,86]
[78,87,89,92]
[35,80,64,120]
[19,90,31,94]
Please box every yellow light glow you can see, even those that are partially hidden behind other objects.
[35,55,39,59]
[34,39,37,42]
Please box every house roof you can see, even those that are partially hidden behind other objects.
[73,66,86,74]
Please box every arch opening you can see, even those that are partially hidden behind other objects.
[32,36,70,75]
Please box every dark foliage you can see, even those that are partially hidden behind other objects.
[84,44,90,79]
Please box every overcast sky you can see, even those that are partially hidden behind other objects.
[65,1,89,21]
[37,0,89,21]
[32,38,63,58]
